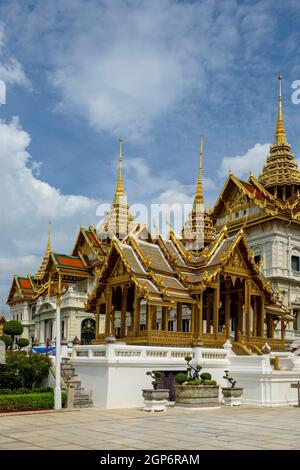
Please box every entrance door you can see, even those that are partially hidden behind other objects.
[157,371,182,401]
[81,318,96,344]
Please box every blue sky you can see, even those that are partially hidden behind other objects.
[1,0,300,312]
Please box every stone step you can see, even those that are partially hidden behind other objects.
[74,392,90,399]
[73,402,93,408]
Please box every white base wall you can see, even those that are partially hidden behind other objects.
[71,343,300,409]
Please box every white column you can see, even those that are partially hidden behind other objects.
[52,320,56,341]
[39,320,45,344]
[54,300,62,410]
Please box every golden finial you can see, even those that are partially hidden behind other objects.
[275,74,286,145]
[195,135,204,204]
[46,221,52,253]
[115,138,125,196]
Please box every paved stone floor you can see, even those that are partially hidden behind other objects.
[0,406,300,450]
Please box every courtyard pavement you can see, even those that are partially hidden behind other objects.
[0,405,300,450]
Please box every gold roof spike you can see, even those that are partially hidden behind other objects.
[35,221,52,280]
[115,138,125,198]
[259,76,300,193]
[98,139,136,240]
[182,136,216,251]
[275,75,286,146]
[195,136,204,204]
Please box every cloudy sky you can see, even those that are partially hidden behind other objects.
[1,0,300,312]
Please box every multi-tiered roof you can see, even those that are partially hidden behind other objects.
[182,137,216,251]
[259,75,300,198]
[98,139,135,240]
[212,77,300,226]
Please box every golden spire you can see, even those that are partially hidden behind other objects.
[34,222,52,280]
[46,221,52,254]
[195,136,204,204]
[115,138,125,197]
[275,74,286,145]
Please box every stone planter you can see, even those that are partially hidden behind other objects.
[222,387,243,406]
[175,384,220,408]
[142,389,169,412]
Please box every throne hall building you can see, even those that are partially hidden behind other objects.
[6,78,298,352]
[211,76,300,339]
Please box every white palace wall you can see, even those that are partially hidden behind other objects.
[71,343,300,409]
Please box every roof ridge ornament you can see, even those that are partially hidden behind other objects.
[115,137,125,197]
[275,74,287,146]
[195,136,204,204]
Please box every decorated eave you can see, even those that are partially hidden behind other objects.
[72,225,106,258]
[42,252,93,281]
[211,172,300,224]
[7,274,36,305]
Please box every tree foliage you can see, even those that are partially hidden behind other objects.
[3,320,23,344]
[0,351,51,389]
[0,335,13,350]
[17,338,30,350]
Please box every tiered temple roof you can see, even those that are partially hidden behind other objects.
[259,76,300,192]
[87,225,283,312]
[182,137,216,250]
[98,139,136,240]
[7,275,37,304]
[212,77,300,227]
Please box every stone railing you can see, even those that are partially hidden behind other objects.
[73,343,230,365]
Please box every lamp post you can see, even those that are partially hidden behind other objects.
[54,276,62,410]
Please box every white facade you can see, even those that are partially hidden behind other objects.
[10,285,96,345]
[245,219,300,337]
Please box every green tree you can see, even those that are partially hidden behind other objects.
[16,338,30,350]
[0,335,13,350]
[3,320,23,347]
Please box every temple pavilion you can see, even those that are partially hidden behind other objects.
[87,136,291,353]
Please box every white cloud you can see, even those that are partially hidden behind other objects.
[125,157,216,203]
[0,0,276,141]
[218,143,271,180]
[0,117,98,311]
[0,21,30,89]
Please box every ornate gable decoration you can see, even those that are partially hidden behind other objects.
[226,248,248,272]
[226,187,248,213]
[111,259,127,279]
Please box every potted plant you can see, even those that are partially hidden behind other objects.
[142,371,169,412]
[174,355,220,408]
[222,370,243,406]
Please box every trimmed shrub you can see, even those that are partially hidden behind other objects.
[200,372,212,381]
[175,373,188,384]
[0,391,67,411]
[17,338,29,350]
[187,379,201,385]
[0,387,53,395]
[3,321,23,345]
[0,335,13,349]
[202,379,217,386]
[0,392,53,411]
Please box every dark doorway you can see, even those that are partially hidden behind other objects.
[81,318,96,344]
[157,371,183,401]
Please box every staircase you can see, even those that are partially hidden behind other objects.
[61,357,93,408]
